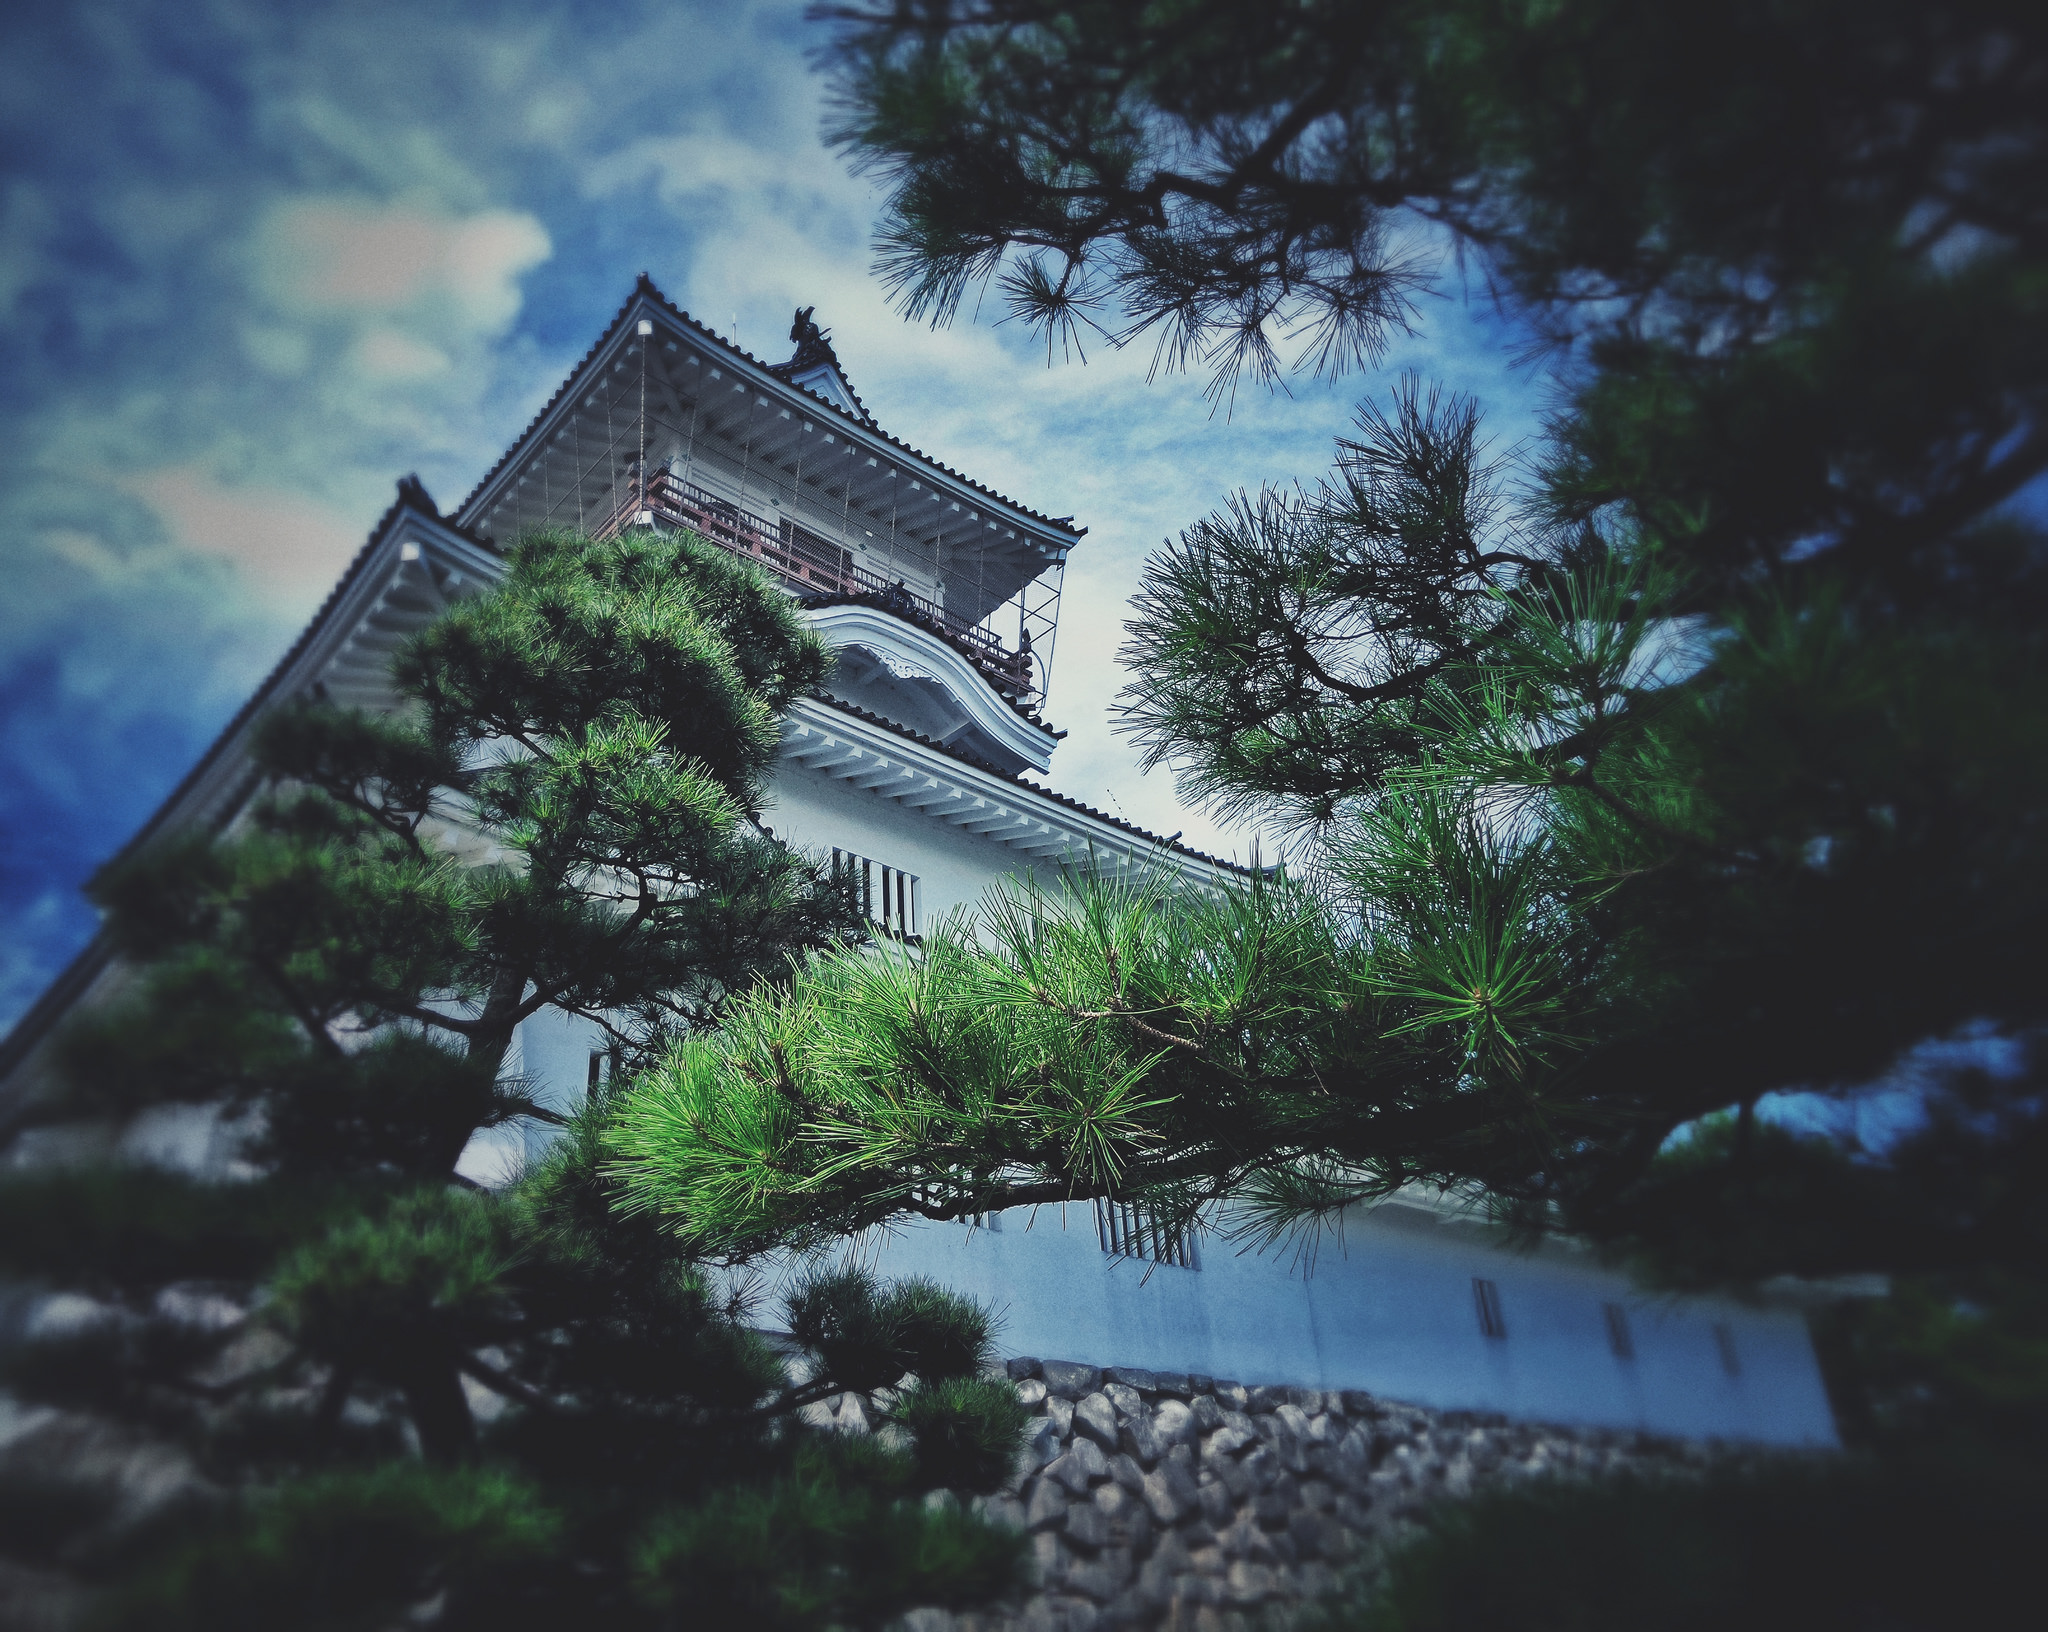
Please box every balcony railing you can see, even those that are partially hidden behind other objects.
[603,469,1036,700]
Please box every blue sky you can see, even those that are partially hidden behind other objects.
[0,0,1549,1035]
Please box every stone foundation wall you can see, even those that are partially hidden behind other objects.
[869,1356,1716,1632]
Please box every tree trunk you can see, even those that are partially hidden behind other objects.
[402,1359,477,1463]
[429,969,530,1178]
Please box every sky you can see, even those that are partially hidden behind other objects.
[0,0,1550,1036]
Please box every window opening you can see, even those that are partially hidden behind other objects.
[1096,1197,1198,1270]
[1473,1278,1507,1339]
[831,848,920,941]
[1603,1302,1635,1360]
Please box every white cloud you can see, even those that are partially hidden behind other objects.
[255,197,551,332]
[117,466,365,610]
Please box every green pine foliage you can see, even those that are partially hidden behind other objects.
[0,527,1025,1627]
[65,526,859,1178]
[597,9,2048,1624]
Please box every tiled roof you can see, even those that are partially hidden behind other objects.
[807,694,1247,875]
[0,478,466,1089]
[454,275,1088,543]
[103,478,468,874]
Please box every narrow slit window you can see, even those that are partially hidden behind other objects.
[831,848,921,941]
[1473,1278,1507,1339]
[1095,1197,1198,1270]
[1603,1302,1635,1360]
[1713,1322,1742,1377]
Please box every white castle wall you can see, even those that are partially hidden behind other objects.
[490,750,1839,1452]
[849,1207,1836,1448]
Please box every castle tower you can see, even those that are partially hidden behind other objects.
[0,281,1836,1456]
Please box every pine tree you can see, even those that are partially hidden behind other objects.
[605,0,2048,1463]
[0,527,1027,1629]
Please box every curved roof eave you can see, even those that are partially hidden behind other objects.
[451,275,1088,545]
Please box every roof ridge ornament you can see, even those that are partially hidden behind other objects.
[769,305,870,420]
[394,473,439,518]
[785,304,837,373]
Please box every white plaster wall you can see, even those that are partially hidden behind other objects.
[842,1205,1839,1449]
[760,758,1066,926]
[487,758,1839,1449]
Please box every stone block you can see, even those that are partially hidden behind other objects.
[1214,1382,1248,1411]
[1200,1424,1254,1464]
[1215,1518,1258,1560]
[1252,1491,1292,1531]
[1153,1371,1193,1399]
[1119,1415,1164,1469]
[1018,1416,1061,1475]
[1186,1545,1226,1578]
[1027,1476,1071,1530]
[1212,1455,1255,1502]
[1288,1387,1323,1413]
[1016,1378,1049,1409]
[1196,1478,1234,1528]
[1153,1398,1197,1447]
[1225,1562,1279,1605]
[1188,1394,1224,1434]
[1297,1478,1334,1511]
[1030,1529,1067,1583]
[1047,1397,1076,1439]
[1176,1524,1219,1567]
[1073,1393,1120,1451]
[1340,1391,1377,1416]
[1272,1402,1312,1440]
[1047,1438,1108,1494]
[1333,1492,1375,1531]
[1187,1374,1214,1395]
[982,1495,1026,1530]
[1289,1509,1337,1559]
[1102,1381,1146,1421]
[1008,1357,1045,1381]
[1244,1385,1287,1414]
[1043,1360,1103,1400]
[1093,1480,1137,1520]
[1055,1597,1101,1632]
[1108,1452,1146,1495]
[1141,1460,1199,1525]
[1104,1366,1158,1394]
[1134,1552,1181,1610]
[1240,1446,1280,1491]
[1064,1548,1132,1603]
[1064,1499,1111,1551]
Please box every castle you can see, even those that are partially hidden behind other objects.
[0,278,1837,1453]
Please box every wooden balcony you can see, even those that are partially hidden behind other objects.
[602,469,1038,700]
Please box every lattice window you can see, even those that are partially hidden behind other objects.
[832,849,920,941]
[1095,1197,1199,1270]
[1473,1278,1508,1339]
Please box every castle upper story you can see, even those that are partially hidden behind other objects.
[452,279,1080,775]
